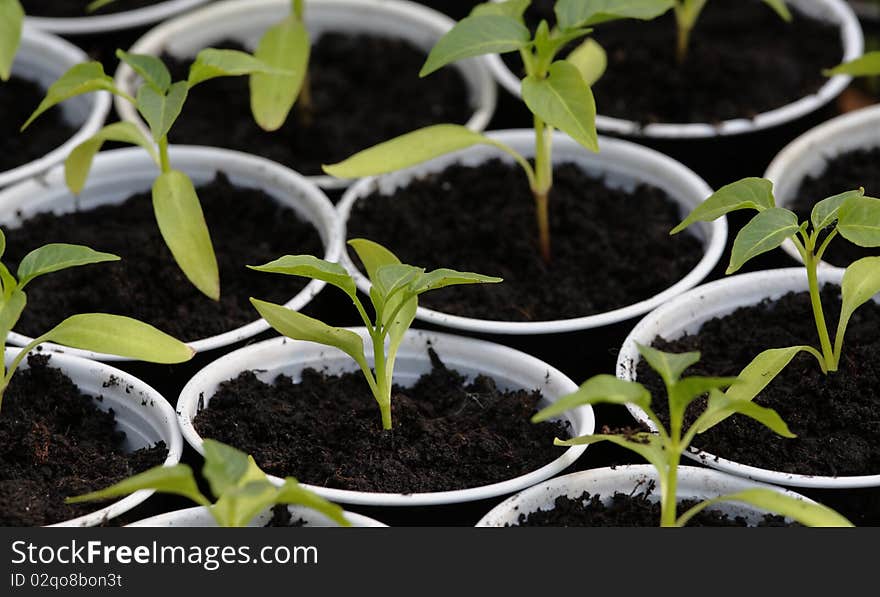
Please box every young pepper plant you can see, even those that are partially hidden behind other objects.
[248,239,501,430]
[671,179,880,427]
[532,343,853,527]
[20,48,286,301]
[0,229,195,413]
[323,0,675,263]
[0,0,23,82]
[67,439,349,527]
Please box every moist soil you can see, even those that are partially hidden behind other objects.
[514,484,793,527]
[637,284,880,478]
[504,0,842,125]
[194,347,571,494]
[4,173,323,341]
[161,35,471,176]
[346,159,704,322]
[0,354,167,527]
[0,76,76,173]
[21,0,161,17]
[790,147,880,268]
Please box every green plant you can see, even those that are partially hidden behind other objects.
[531,343,853,527]
[20,49,286,301]
[248,238,501,430]
[67,439,350,527]
[825,49,880,79]
[0,229,194,412]
[323,0,676,263]
[0,0,24,81]
[672,178,880,418]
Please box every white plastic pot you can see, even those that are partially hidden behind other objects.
[0,26,111,190]
[113,0,497,190]
[336,129,726,336]
[476,465,824,526]
[487,0,863,139]
[0,145,343,360]
[24,0,212,35]
[127,505,387,527]
[764,103,880,267]
[617,267,880,490]
[0,347,184,527]
[176,327,595,507]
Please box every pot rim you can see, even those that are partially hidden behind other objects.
[24,0,212,35]
[125,504,387,527]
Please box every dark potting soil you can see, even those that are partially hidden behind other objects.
[0,76,76,173]
[4,173,323,341]
[21,0,161,17]
[0,354,167,527]
[265,505,306,527]
[194,348,570,494]
[790,147,880,268]
[637,284,880,477]
[346,159,704,322]
[503,0,842,125]
[161,35,471,176]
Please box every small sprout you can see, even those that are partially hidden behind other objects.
[21,48,289,301]
[0,0,24,82]
[247,239,501,430]
[0,229,195,413]
[66,439,349,528]
[673,179,880,422]
[532,344,852,527]
[825,51,880,78]
[324,0,676,263]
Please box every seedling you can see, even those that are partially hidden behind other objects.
[825,50,880,79]
[532,343,852,527]
[672,178,880,423]
[67,439,350,528]
[20,48,287,301]
[0,0,23,82]
[248,238,501,430]
[323,0,677,263]
[0,229,195,413]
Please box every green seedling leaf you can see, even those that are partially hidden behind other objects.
[202,439,264,498]
[187,48,283,88]
[532,375,651,423]
[152,170,220,301]
[727,207,799,274]
[44,313,195,363]
[668,376,738,425]
[522,60,599,152]
[275,478,350,527]
[65,122,159,194]
[323,125,496,179]
[210,479,279,528]
[566,38,607,86]
[409,268,503,294]
[824,51,880,78]
[420,15,531,77]
[0,229,5,261]
[835,257,880,357]
[250,298,370,372]
[138,80,188,142]
[0,289,26,348]
[22,62,120,130]
[693,346,816,433]
[250,16,310,132]
[116,50,172,92]
[811,188,865,232]
[249,256,356,298]
[17,244,119,288]
[555,433,668,473]
[66,464,209,506]
[471,0,530,18]
[636,343,700,386]
[0,263,16,300]
[837,195,880,247]
[694,388,794,439]
[671,177,775,234]
[762,0,792,21]
[555,0,675,29]
[347,238,401,280]
[373,264,423,298]
[0,0,24,82]
[87,0,118,11]
[678,489,852,528]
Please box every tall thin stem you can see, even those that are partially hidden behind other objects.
[372,332,392,430]
[805,253,836,370]
[532,116,554,263]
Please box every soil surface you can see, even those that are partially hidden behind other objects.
[346,159,704,321]
[194,347,571,493]
[0,76,76,173]
[4,173,323,341]
[513,483,792,527]
[790,147,880,267]
[637,284,880,478]
[21,0,161,17]
[0,354,167,527]
[161,35,471,176]
[504,0,842,125]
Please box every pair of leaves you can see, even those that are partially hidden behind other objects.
[68,439,348,528]
[0,0,23,82]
